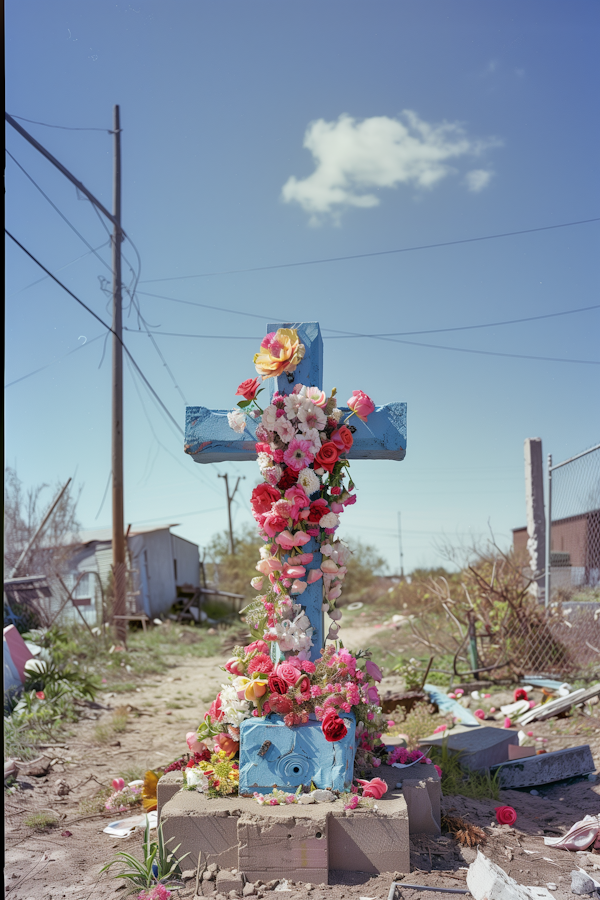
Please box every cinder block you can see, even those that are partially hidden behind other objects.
[160,791,239,870]
[490,744,595,788]
[420,725,518,771]
[237,812,328,885]
[376,764,441,835]
[328,801,410,874]
[216,870,245,893]
[157,770,184,818]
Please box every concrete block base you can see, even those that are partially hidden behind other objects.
[158,764,420,883]
[490,744,595,788]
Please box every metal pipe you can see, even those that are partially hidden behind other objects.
[390,884,469,895]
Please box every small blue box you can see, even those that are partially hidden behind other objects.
[239,713,356,795]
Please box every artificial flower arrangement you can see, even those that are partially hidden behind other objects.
[185,327,388,797]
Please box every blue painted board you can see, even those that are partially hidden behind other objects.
[185,402,406,464]
[239,712,356,794]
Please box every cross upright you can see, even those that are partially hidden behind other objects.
[185,321,406,661]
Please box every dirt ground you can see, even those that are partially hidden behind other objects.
[5,624,600,900]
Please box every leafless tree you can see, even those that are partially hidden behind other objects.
[4,467,82,578]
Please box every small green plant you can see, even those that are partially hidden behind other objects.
[428,739,501,801]
[94,707,129,743]
[101,819,187,891]
[24,810,59,829]
[392,657,426,690]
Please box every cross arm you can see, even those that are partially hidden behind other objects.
[184,402,406,464]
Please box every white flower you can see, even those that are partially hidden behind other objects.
[274,417,296,443]
[257,452,273,471]
[284,393,304,418]
[297,401,327,431]
[219,684,252,726]
[227,409,247,433]
[262,405,278,430]
[330,407,342,422]
[298,424,322,451]
[297,467,320,495]
[319,512,340,529]
[185,767,208,789]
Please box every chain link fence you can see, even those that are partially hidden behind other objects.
[547,444,600,597]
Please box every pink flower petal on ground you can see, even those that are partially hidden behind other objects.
[503,717,512,728]
[474,709,486,720]
[433,724,448,734]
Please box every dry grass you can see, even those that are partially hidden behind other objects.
[93,707,129,744]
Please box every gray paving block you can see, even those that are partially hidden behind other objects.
[490,744,595,788]
[420,725,518,771]
[238,812,328,884]
[377,763,441,834]
[328,799,410,874]
[160,790,239,870]
[157,770,184,818]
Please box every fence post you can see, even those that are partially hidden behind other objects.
[545,453,552,608]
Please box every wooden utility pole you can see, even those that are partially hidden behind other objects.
[218,473,243,555]
[524,437,546,601]
[111,105,126,641]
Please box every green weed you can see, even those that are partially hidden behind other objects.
[24,811,59,829]
[428,739,501,801]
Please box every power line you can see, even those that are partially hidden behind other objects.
[125,354,222,499]
[7,112,110,133]
[6,242,111,300]
[136,288,290,324]
[123,324,600,366]
[5,229,183,434]
[6,149,113,274]
[139,216,600,283]
[4,332,105,389]
[127,507,225,526]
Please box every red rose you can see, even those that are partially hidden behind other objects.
[495,806,517,825]
[236,377,260,401]
[267,674,288,695]
[513,688,528,702]
[308,498,329,524]
[255,442,271,454]
[330,426,353,453]
[278,468,298,490]
[296,675,310,694]
[321,709,348,743]
[314,442,339,473]
[251,483,281,514]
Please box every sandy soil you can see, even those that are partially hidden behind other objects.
[5,628,600,900]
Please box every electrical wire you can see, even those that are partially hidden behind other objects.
[6,241,111,299]
[125,354,223,499]
[5,229,184,434]
[123,324,600,365]
[136,288,290,324]
[6,149,113,274]
[139,216,600,283]
[4,333,106,389]
[6,112,110,132]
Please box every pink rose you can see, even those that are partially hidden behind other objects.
[357,777,387,799]
[276,662,302,686]
[112,777,125,792]
[186,732,206,754]
[474,709,485,720]
[503,717,512,729]
[347,390,375,422]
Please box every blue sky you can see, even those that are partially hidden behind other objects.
[5,1,600,574]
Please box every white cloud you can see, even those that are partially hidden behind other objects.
[465,169,494,192]
[281,111,499,224]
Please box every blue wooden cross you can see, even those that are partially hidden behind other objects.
[184,321,406,661]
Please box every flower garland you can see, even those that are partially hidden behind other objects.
[194,327,386,771]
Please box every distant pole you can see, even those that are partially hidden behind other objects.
[397,511,405,578]
[219,473,243,555]
[544,453,553,609]
[111,104,126,641]
[524,438,546,600]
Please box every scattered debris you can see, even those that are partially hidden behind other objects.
[519,683,600,726]
[466,849,556,900]
[544,815,600,851]
[571,869,600,897]
[442,814,487,847]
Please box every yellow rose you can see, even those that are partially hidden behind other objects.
[254,328,305,379]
